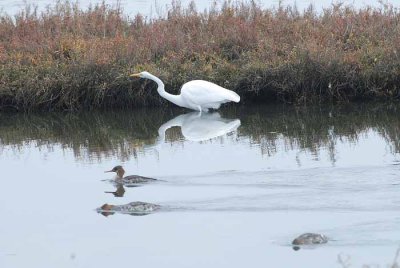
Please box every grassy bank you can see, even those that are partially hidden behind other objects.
[1,1,400,111]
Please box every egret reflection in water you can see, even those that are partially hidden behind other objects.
[157,112,241,143]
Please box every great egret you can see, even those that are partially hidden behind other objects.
[130,71,240,112]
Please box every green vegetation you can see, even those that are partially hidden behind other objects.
[1,1,400,111]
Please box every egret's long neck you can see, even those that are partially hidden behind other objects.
[146,74,185,107]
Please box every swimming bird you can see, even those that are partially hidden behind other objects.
[97,201,161,216]
[130,71,240,112]
[105,165,157,184]
[292,233,328,250]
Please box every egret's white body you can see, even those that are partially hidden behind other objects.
[158,112,241,142]
[131,72,240,112]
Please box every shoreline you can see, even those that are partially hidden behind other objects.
[1,1,400,111]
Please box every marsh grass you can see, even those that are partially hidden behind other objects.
[1,1,400,111]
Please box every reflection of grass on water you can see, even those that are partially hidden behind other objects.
[1,1,400,111]
[1,103,400,161]
[0,109,175,161]
[226,103,400,161]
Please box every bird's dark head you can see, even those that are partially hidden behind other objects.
[98,203,115,217]
[105,165,125,179]
[105,165,123,173]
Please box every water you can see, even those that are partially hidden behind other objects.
[1,103,400,267]
[1,0,399,17]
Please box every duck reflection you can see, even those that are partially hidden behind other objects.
[158,112,241,142]
[104,184,126,197]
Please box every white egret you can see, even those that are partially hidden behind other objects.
[130,71,240,112]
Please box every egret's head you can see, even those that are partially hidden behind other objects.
[130,71,151,79]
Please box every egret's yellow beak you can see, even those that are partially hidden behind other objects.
[130,73,141,78]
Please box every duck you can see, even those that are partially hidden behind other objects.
[97,201,161,216]
[292,233,328,250]
[105,165,157,185]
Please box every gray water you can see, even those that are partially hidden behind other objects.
[1,0,400,17]
[1,104,400,267]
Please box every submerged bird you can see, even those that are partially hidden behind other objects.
[292,233,328,250]
[130,71,240,112]
[105,165,157,184]
[97,201,161,216]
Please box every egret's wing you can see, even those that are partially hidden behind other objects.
[180,80,240,105]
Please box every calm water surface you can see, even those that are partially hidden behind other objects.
[1,0,400,16]
[1,104,400,267]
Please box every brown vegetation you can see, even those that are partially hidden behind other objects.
[0,1,400,111]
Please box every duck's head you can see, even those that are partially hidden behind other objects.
[98,203,115,217]
[105,165,125,179]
